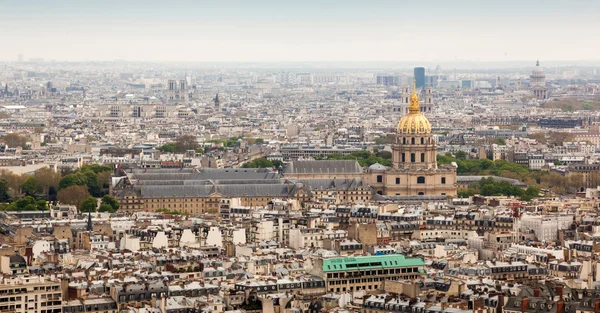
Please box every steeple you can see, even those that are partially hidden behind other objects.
[87,211,93,231]
[408,79,420,114]
[536,59,540,67]
[214,93,220,109]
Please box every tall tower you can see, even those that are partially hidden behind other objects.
[423,86,433,113]
[214,93,220,111]
[401,85,411,115]
[414,67,425,89]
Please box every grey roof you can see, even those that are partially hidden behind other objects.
[130,168,279,182]
[284,160,363,174]
[291,178,367,191]
[197,168,280,180]
[457,176,527,187]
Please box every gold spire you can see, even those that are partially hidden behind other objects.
[397,79,431,134]
[408,79,420,114]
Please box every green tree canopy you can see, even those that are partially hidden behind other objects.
[101,195,120,210]
[0,179,11,202]
[21,176,41,197]
[80,197,98,213]
[98,203,115,213]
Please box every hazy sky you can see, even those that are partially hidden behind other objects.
[1,0,599,62]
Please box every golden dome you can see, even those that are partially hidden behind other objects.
[397,80,432,134]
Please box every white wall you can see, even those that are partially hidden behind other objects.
[206,227,223,247]
[152,231,169,249]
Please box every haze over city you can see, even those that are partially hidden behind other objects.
[1,0,600,63]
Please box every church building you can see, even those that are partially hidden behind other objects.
[366,81,457,196]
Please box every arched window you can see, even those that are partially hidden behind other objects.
[420,137,424,144]
[421,153,425,162]
[402,153,405,162]
[418,192,424,196]
[411,153,415,163]
[403,137,406,144]
[417,176,425,184]
[411,138,415,145]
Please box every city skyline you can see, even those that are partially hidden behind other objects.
[1,0,599,63]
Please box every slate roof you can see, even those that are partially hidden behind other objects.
[284,160,363,174]
[457,176,527,187]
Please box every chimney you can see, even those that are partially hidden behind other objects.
[534,288,540,297]
[594,298,600,313]
[160,294,167,313]
[496,293,505,313]
[555,286,563,299]
[521,296,528,312]
[557,299,564,313]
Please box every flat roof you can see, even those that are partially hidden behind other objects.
[322,254,424,272]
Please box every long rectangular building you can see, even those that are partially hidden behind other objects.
[311,254,424,293]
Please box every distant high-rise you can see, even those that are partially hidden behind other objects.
[414,67,425,88]
[376,74,401,86]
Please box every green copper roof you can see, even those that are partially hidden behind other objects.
[322,254,424,272]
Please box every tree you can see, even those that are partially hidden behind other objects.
[0,179,10,202]
[528,133,547,144]
[0,170,27,198]
[98,204,115,213]
[59,172,88,189]
[57,185,90,209]
[97,171,112,190]
[272,160,283,169]
[7,196,46,211]
[82,170,101,196]
[496,138,506,145]
[242,158,273,168]
[101,195,120,211]
[2,133,28,148]
[377,151,393,159]
[157,143,175,153]
[48,186,58,202]
[255,138,265,144]
[174,135,199,152]
[548,132,574,146]
[80,197,98,213]
[36,199,47,210]
[455,150,468,160]
[21,176,40,197]
[33,167,61,197]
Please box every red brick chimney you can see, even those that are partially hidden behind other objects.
[555,286,563,299]
[534,288,540,297]
[594,298,600,313]
[496,293,505,313]
[521,296,529,312]
[557,299,564,313]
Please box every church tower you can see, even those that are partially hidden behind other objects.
[393,80,437,169]
[214,93,220,111]
[369,80,456,197]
